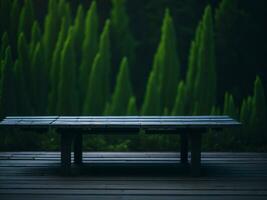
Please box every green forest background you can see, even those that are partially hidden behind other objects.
[0,0,266,151]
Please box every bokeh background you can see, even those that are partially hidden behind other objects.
[0,0,266,151]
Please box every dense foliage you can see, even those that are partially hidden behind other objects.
[0,0,266,151]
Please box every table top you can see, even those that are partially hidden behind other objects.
[0,116,241,129]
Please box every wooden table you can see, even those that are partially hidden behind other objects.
[0,116,240,176]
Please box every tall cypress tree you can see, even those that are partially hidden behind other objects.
[0,32,9,59]
[223,92,237,118]
[83,20,111,115]
[127,96,138,115]
[73,5,85,113]
[73,5,85,67]
[57,28,78,115]
[17,32,32,107]
[184,21,203,115]
[193,5,216,115]
[141,71,161,115]
[83,54,105,115]
[215,0,238,31]
[9,0,20,53]
[0,0,12,35]
[43,0,72,72]
[251,77,266,126]
[109,57,133,115]
[31,42,47,114]
[221,92,238,149]
[210,106,221,115]
[110,0,135,75]
[14,59,31,115]
[152,8,181,112]
[29,21,41,59]
[215,0,244,102]
[17,33,30,76]
[240,96,252,144]
[240,96,252,125]
[43,0,60,67]
[49,18,68,114]
[80,1,99,106]
[62,2,72,26]
[18,0,34,41]
[172,81,186,115]
[250,76,266,145]
[0,47,16,116]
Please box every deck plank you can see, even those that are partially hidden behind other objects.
[0,152,266,200]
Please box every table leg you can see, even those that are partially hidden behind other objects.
[190,133,202,177]
[180,133,188,164]
[61,132,73,175]
[74,133,83,164]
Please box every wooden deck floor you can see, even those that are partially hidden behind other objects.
[0,152,267,200]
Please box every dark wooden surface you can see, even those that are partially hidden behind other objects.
[0,116,240,130]
[0,152,267,200]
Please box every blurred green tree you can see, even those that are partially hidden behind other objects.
[109,57,133,115]
[17,32,32,111]
[152,8,181,112]
[49,18,68,114]
[184,23,202,115]
[73,5,85,67]
[14,59,31,115]
[0,47,16,116]
[79,1,99,107]
[240,96,252,126]
[57,28,79,115]
[18,0,34,41]
[0,0,12,35]
[110,0,135,79]
[9,0,20,55]
[31,42,48,114]
[43,0,72,71]
[223,92,237,118]
[83,20,111,115]
[240,96,252,145]
[29,21,41,61]
[141,71,161,115]
[192,5,216,114]
[172,81,186,115]
[127,96,138,115]
[0,32,9,59]
[250,76,266,146]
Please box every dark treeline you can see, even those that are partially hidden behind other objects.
[2,0,267,104]
[0,0,266,151]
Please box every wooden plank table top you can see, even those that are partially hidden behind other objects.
[0,115,240,129]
